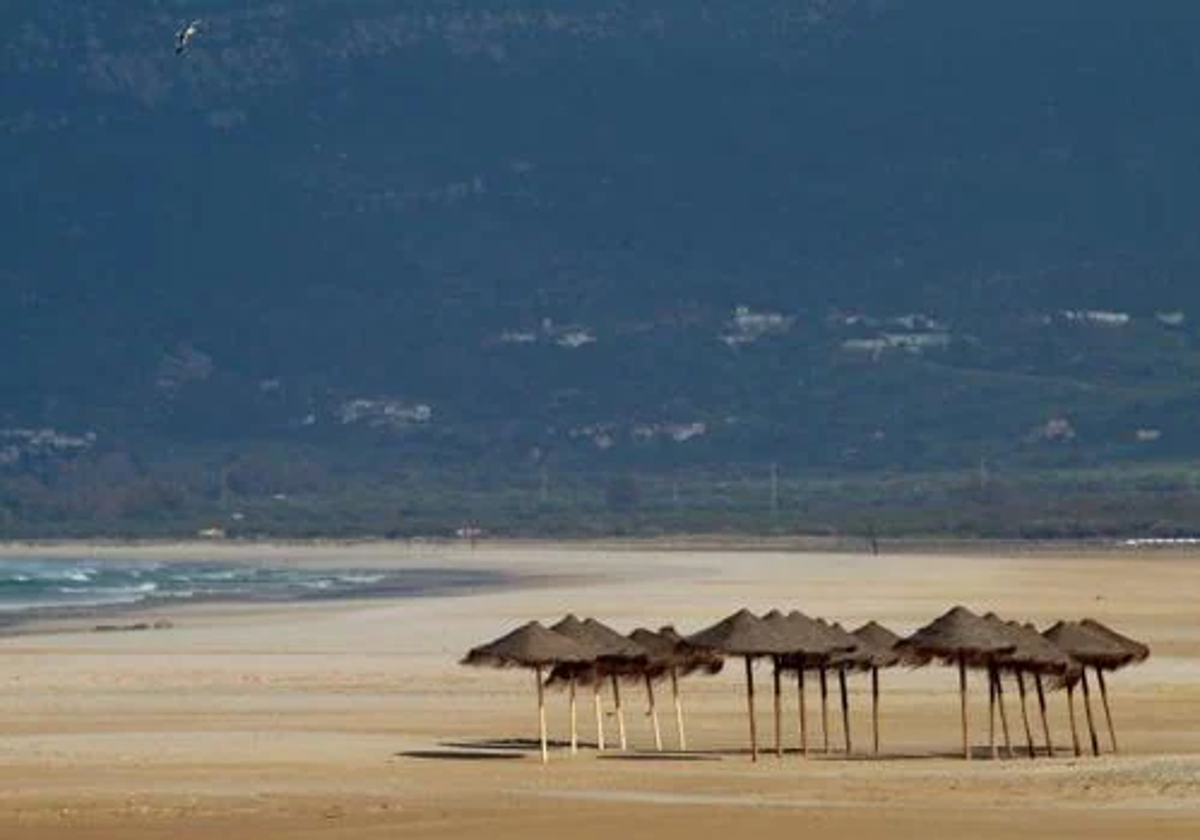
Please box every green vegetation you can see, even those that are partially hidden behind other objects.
[6,446,1200,542]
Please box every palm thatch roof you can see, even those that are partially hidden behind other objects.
[685,608,793,656]
[811,618,867,669]
[765,611,857,669]
[546,614,648,685]
[1079,619,1150,664]
[627,626,724,678]
[846,620,904,669]
[461,620,595,669]
[1042,620,1141,670]
[762,610,851,658]
[980,614,1078,676]
[896,605,1017,666]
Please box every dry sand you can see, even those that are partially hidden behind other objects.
[0,539,1198,839]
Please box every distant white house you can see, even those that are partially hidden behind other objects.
[632,422,708,443]
[1028,417,1076,443]
[891,313,946,331]
[569,423,618,449]
[555,328,596,349]
[337,398,433,429]
[1061,309,1130,327]
[841,332,950,357]
[0,427,97,465]
[495,318,597,349]
[720,305,793,346]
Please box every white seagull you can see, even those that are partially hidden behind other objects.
[175,20,202,56]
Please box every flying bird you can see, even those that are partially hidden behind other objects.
[175,20,202,55]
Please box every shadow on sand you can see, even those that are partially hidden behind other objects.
[400,738,1080,764]
[397,749,524,761]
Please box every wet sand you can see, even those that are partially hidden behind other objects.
[0,540,1198,839]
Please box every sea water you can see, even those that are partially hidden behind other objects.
[0,557,507,616]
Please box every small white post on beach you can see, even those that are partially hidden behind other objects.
[569,676,579,755]
[671,667,687,751]
[536,666,549,765]
[611,675,628,751]
[594,683,606,751]
[645,674,663,752]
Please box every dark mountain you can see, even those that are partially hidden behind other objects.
[5,2,1200,534]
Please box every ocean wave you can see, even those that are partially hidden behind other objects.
[0,558,506,616]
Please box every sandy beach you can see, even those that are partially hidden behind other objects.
[0,539,1198,839]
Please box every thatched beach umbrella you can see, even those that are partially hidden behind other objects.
[847,621,903,755]
[983,618,1078,758]
[628,626,723,751]
[549,614,647,752]
[762,610,851,757]
[1043,620,1145,756]
[461,620,593,764]
[1079,618,1150,754]
[686,608,793,761]
[660,625,724,750]
[979,613,1022,759]
[896,606,1016,760]
[822,620,862,755]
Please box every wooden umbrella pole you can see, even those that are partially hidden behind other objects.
[645,674,663,752]
[988,665,997,760]
[773,658,783,758]
[994,668,1013,759]
[536,666,549,765]
[745,656,759,762]
[670,667,687,751]
[1079,669,1100,757]
[594,682,606,751]
[1066,683,1082,757]
[838,666,851,755]
[797,668,809,756]
[871,667,880,756]
[1015,671,1035,759]
[819,667,830,754]
[569,676,579,756]
[1035,674,1053,756]
[612,674,628,751]
[959,656,970,761]
[1095,668,1118,754]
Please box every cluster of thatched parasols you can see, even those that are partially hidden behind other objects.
[461,606,1149,764]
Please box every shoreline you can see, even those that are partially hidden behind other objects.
[0,532,1188,560]
[0,555,601,639]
